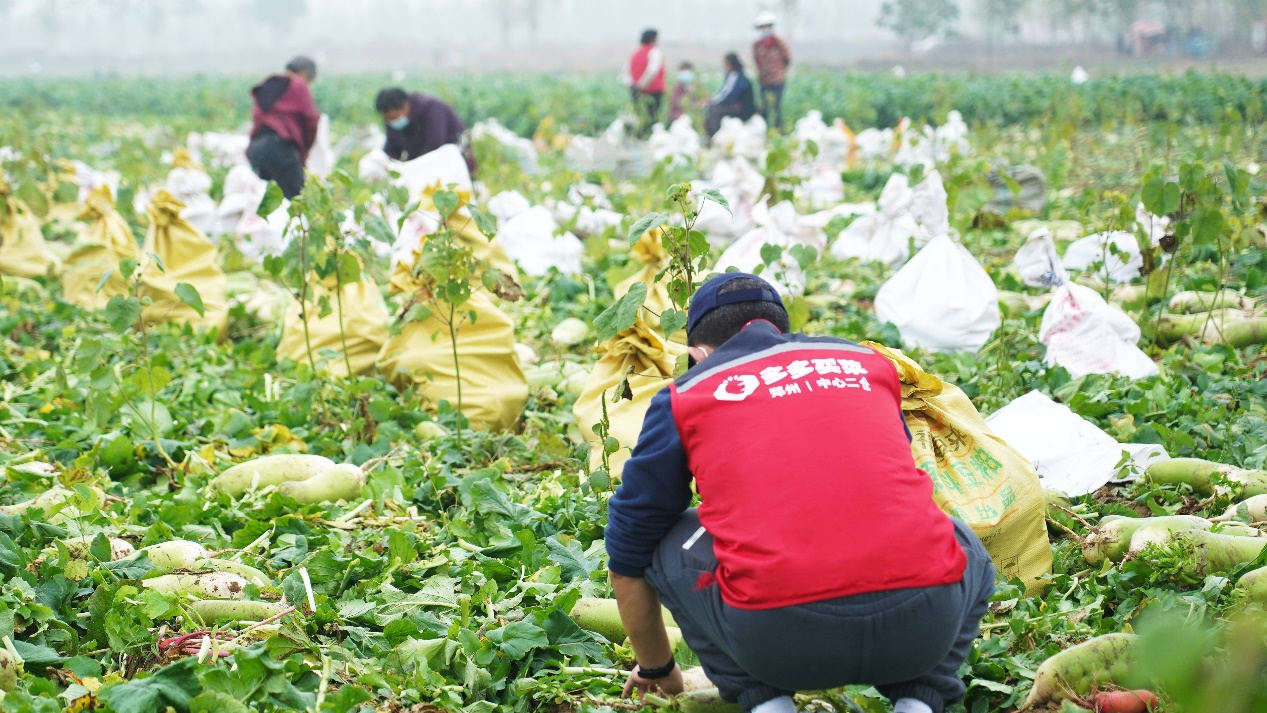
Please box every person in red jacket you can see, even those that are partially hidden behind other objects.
[605,273,996,713]
[247,57,320,199]
[627,28,666,138]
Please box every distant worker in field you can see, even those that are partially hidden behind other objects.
[606,273,995,713]
[752,12,791,132]
[628,28,667,138]
[704,53,757,138]
[247,56,320,200]
[375,87,476,174]
[668,61,707,125]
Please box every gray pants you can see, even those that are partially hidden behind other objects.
[644,511,995,713]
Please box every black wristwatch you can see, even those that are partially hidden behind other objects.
[639,654,676,679]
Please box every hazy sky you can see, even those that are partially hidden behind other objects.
[0,0,912,75]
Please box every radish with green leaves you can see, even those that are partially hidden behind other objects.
[1022,633,1138,709]
[1145,458,1267,498]
[210,454,335,496]
[276,463,365,504]
[1082,515,1211,565]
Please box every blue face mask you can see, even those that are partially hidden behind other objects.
[388,116,410,131]
[678,70,695,83]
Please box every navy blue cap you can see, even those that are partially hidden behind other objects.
[687,272,785,334]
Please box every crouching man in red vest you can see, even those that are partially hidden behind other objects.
[605,273,996,713]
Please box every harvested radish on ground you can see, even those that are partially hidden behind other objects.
[1145,458,1267,498]
[1137,530,1267,585]
[210,454,335,496]
[1127,517,1218,556]
[1234,565,1267,606]
[276,463,365,504]
[1213,494,1267,522]
[60,536,135,561]
[140,539,210,571]
[1022,633,1138,709]
[143,572,249,599]
[1082,515,1211,565]
[188,599,285,623]
[570,597,678,642]
[197,557,272,587]
[1090,689,1160,713]
[1168,289,1252,313]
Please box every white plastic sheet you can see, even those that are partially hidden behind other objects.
[693,157,765,244]
[305,113,336,178]
[470,118,540,174]
[1062,204,1167,283]
[1014,228,1069,289]
[1038,283,1159,379]
[985,390,1168,496]
[874,234,1001,353]
[710,115,767,159]
[488,191,532,223]
[494,206,583,276]
[830,170,948,266]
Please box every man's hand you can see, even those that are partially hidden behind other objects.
[623,662,685,698]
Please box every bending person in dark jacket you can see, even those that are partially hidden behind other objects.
[375,87,476,175]
[606,273,996,713]
[704,53,758,138]
[247,56,320,200]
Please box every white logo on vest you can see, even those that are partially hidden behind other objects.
[713,375,760,401]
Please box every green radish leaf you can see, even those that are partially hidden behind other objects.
[488,620,549,659]
[98,657,202,713]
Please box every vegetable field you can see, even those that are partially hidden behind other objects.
[1,71,1266,713]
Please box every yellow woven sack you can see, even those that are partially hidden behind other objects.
[864,341,1052,595]
[138,190,228,334]
[277,275,391,378]
[61,186,139,310]
[573,317,681,479]
[377,197,528,430]
[0,180,61,279]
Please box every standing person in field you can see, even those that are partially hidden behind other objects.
[628,28,666,138]
[704,53,757,138]
[668,61,707,125]
[606,273,996,713]
[752,12,792,132]
[247,56,319,200]
[375,87,476,174]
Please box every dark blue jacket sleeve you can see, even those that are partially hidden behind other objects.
[604,389,693,577]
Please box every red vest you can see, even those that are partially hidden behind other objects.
[629,45,666,93]
[669,331,967,609]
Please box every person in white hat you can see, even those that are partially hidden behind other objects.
[752,11,791,132]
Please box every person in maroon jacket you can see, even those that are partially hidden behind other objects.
[605,273,996,713]
[375,87,476,175]
[247,57,320,200]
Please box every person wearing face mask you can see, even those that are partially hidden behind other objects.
[247,56,320,200]
[375,87,476,174]
[668,61,707,124]
[752,12,792,132]
[605,273,996,713]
